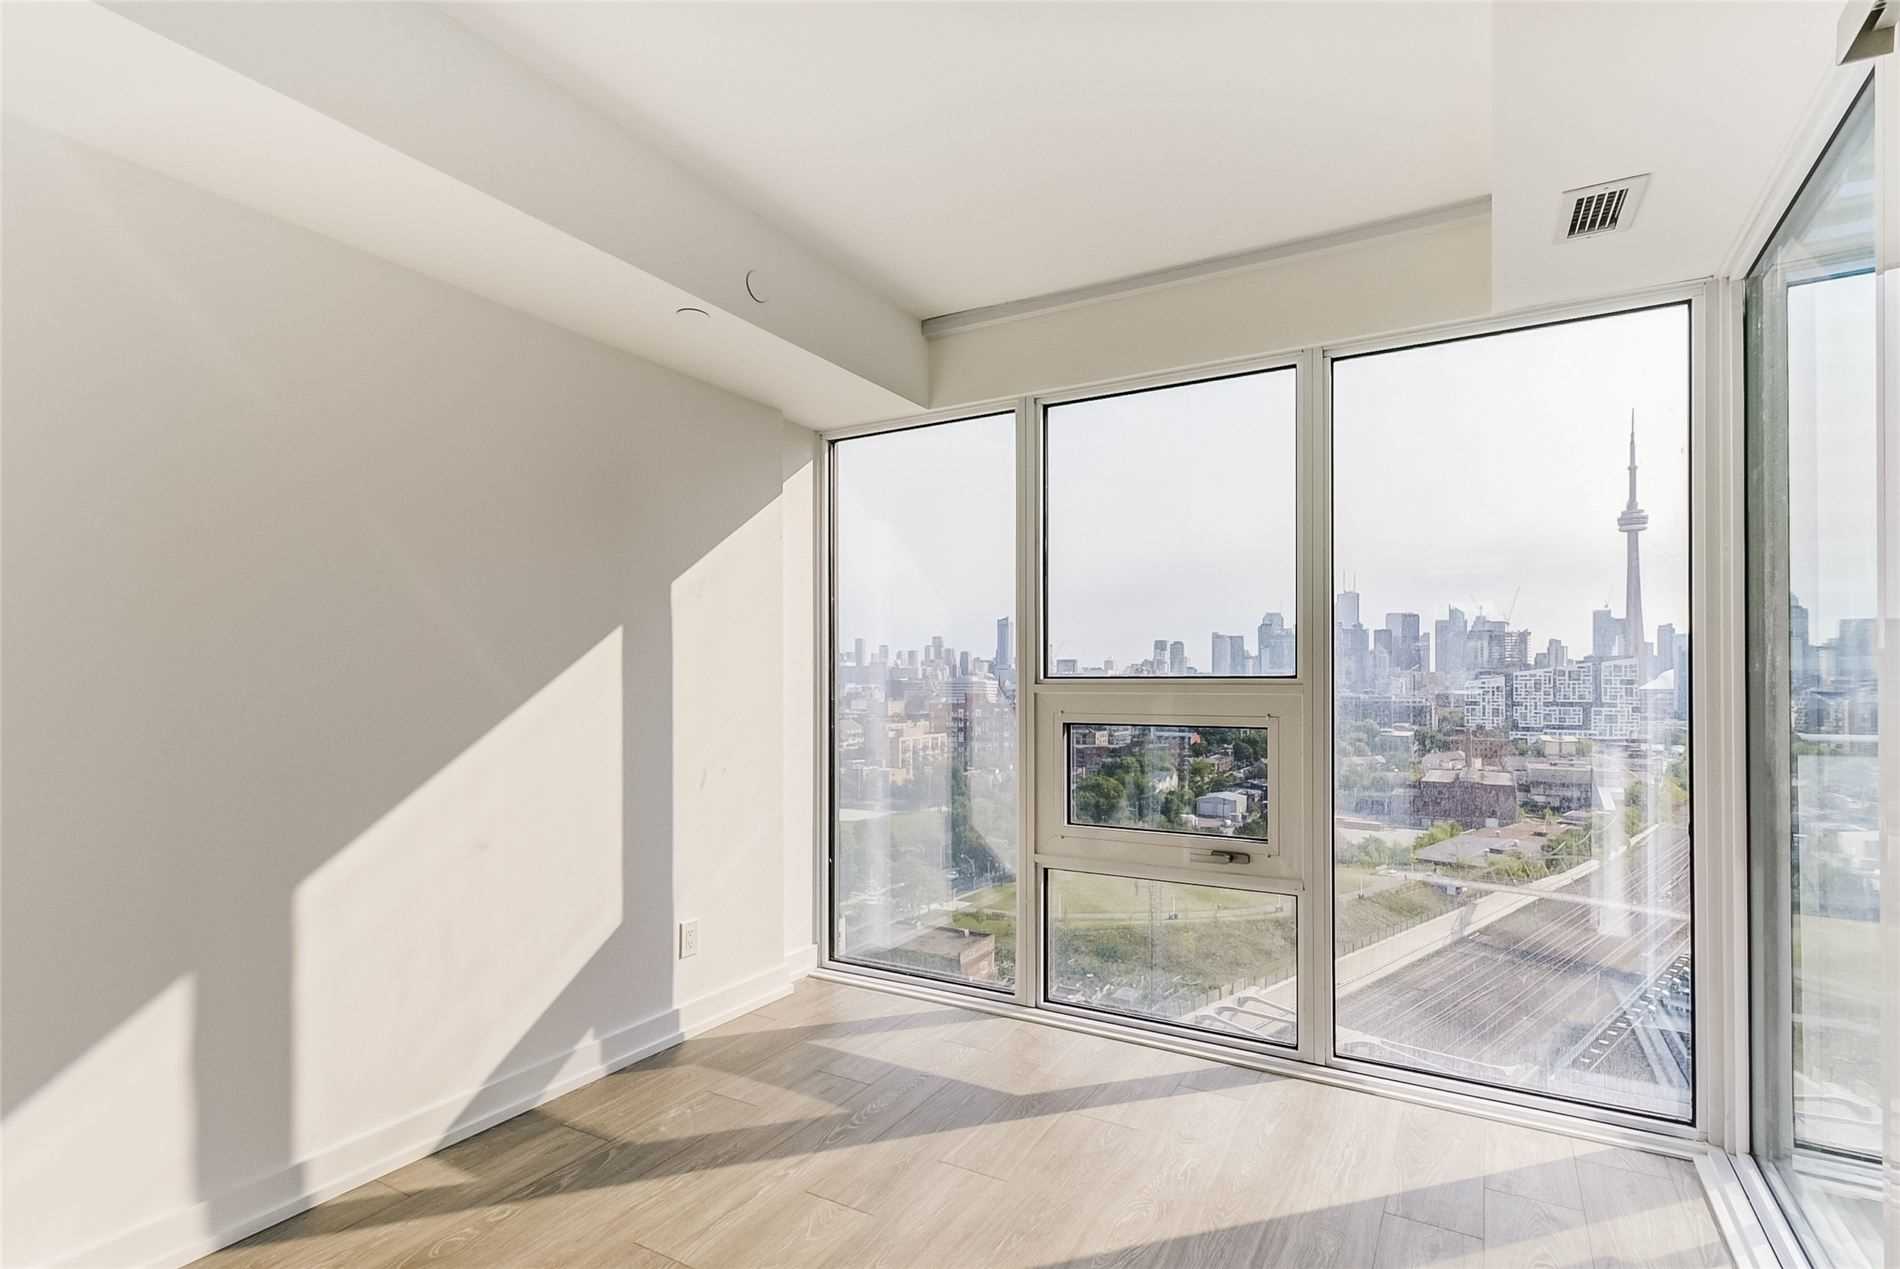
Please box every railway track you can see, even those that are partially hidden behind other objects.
[1337,827,1693,1104]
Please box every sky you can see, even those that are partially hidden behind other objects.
[835,303,1705,672]
[1045,369,1297,668]
[1333,303,1691,658]
[832,412,1016,663]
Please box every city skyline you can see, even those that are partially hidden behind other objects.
[1335,305,1691,656]
[841,401,1721,693]
[838,308,1693,670]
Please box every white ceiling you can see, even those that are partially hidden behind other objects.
[456,2,1495,318]
[1489,1,1841,313]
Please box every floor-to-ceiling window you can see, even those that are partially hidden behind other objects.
[823,290,1709,1128]
[1746,82,1885,1269]
[1330,305,1696,1121]
[829,413,1019,989]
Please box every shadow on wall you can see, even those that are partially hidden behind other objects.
[1,119,793,1267]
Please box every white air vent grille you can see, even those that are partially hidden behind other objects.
[1557,175,1649,241]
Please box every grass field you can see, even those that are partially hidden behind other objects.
[944,867,1471,1004]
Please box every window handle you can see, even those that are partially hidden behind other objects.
[1198,848,1251,865]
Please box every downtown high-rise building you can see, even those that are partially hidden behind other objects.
[1385,612,1424,671]
[995,617,1013,670]
[1211,632,1248,675]
[1435,607,1468,680]
[1257,612,1295,674]
[1337,589,1361,629]
[1790,599,1814,688]
[1592,606,1624,661]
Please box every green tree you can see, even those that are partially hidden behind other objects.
[1161,787,1189,827]
[1074,773,1126,824]
[1623,780,1648,838]
[949,766,1004,885]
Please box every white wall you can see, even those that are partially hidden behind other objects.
[1,119,802,1268]
[781,424,820,965]
[926,212,1492,406]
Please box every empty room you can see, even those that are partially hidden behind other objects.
[2,2,1895,1267]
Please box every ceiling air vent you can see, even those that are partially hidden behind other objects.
[1557,175,1649,241]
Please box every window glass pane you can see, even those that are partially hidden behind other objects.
[831,414,1017,989]
[1066,723,1268,841]
[1046,871,1296,1046]
[1746,84,1883,1269]
[1332,305,1694,1121]
[1045,369,1297,678]
[1786,273,1881,1160]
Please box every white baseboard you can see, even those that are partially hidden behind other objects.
[60,964,794,1269]
[782,943,818,978]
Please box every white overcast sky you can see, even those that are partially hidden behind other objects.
[834,298,1879,668]
[1332,304,1690,658]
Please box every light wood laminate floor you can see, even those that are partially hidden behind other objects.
[196,977,1733,1269]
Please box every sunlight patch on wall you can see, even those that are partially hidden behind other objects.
[292,628,623,1162]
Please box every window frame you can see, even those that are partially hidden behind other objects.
[1035,689,1303,883]
[816,282,1726,1144]
[1025,352,1323,1057]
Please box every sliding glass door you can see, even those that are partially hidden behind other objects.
[1746,82,1885,1269]
[1329,305,1696,1121]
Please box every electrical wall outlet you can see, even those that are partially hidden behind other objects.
[678,919,699,959]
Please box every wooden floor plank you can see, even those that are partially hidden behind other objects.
[1483,1188,1593,1269]
[1251,1082,1401,1268]
[1577,1157,1729,1268]
[1385,1102,1490,1239]
[1482,1120,1586,1212]
[199,1181,408,1269]
[1376,1212,1485,1269]
[828,1159,1023,1269]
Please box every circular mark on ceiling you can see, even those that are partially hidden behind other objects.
[745,270,766,304]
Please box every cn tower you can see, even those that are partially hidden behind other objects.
[1618,411,1648,681]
